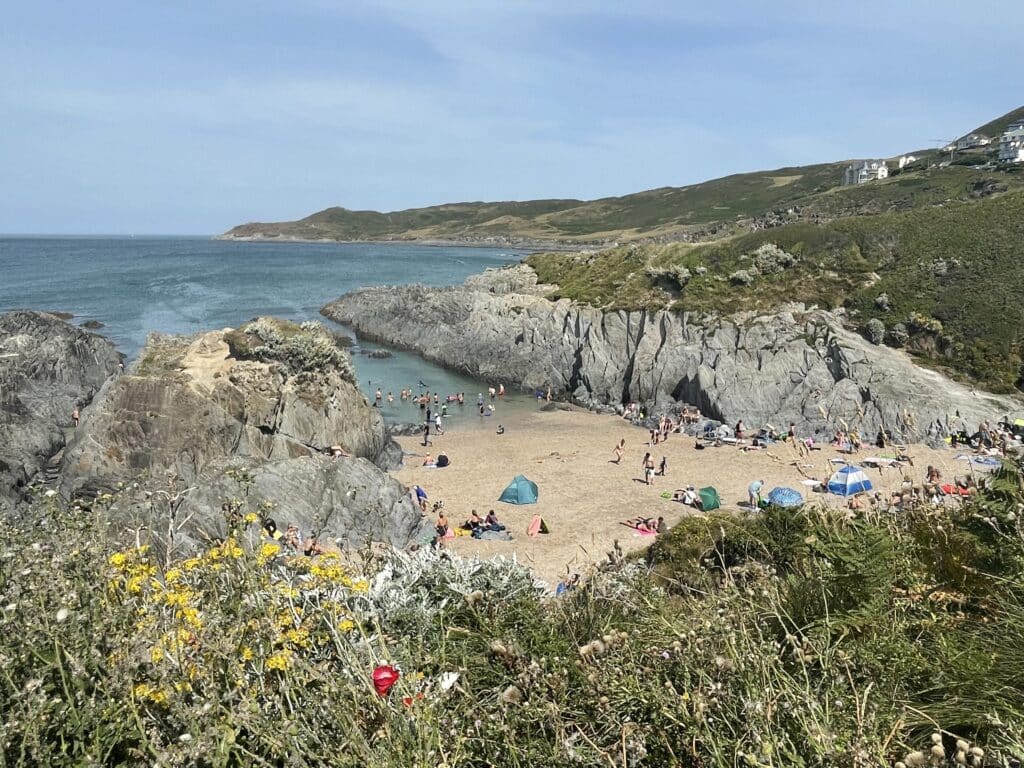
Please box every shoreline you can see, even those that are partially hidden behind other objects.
[213,233,592,253]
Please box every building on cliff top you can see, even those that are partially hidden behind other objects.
[998,122,1024,164]
[842,159,889,186]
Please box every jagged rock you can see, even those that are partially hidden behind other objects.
[322,270,1023,441]
[0,311,121,512]
[80,319,105,329]
[117,454,427,557]
[59,322,401,502]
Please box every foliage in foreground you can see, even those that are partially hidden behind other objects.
[2,465,1024,767]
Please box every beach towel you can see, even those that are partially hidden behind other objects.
[620,521,657,536]
[940,483,971,496]
[660,491,673,499]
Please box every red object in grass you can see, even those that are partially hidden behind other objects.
[372,665,400,696]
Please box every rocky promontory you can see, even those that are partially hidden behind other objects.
[0,311,122,512]
[56,318,423,551]
[323,266,1021,440]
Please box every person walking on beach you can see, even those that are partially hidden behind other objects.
[613,438,625,464]
[642,452,655,485]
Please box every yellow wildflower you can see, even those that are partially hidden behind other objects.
[240,646,255,662]
[266,649,292,671]
[177,606,202,630]
[337,618,356,632]
[181,557,201,571]
[284,628,310,648]
[133,682,169,705]
[108,551,128,569]
[164,567,183,584]
[257,542,281,564]
[350,578,369,593]
[149,645,165,664]
[244,512,259,524]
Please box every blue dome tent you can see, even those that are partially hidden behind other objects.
[498,475,539,505]
[827,465,873,496]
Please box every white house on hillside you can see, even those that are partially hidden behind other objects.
[956,133,991,151]
[898,154,918,169]
[843,160,889,185]
[998,122,1024,164]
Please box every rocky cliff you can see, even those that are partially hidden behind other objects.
[57,320,423,551]
[60,320,398,496]
[0,311,122,512]
[322,266,1021,440]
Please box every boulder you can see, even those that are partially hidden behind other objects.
[322,268,1023,441]
[0,311,121,512]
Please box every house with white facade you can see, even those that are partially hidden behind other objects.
[998,122,1024,164]
[897,154,918,169]
[956,133,991,151]
[842,160,889,185]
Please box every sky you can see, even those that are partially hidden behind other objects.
[1,1,1022,235]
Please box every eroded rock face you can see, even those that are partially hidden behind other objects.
[106,453,427,558]
[0,311,121,512]
[323,269,1022,440]
[59,325,399,502]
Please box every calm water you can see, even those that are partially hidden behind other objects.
[0,236,536,427]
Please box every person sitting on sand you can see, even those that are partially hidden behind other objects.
[436,452,450,468]
[496,424,505,435]
[484,509,505,531]
[422,453,434,467]
[464,509,484,531]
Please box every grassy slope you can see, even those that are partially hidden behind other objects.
[529,178,1024,391]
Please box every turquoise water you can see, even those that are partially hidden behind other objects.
[0,236,537,427]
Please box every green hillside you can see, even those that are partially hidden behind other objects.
[529,181,1024,392]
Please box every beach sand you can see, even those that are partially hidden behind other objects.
[392,406,972,587]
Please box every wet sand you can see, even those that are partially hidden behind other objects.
[392,406,973,587]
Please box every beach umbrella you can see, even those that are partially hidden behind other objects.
[698,486,721,511]
[766,487,804,508]
[827,465,873,496]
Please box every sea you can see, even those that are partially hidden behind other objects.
[0,236,538,428]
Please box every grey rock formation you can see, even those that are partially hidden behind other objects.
[0,311,121,511]
[59,324,401,502]
[138,454,427,556]
[323,269,1022,441]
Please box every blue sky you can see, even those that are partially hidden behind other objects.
[2,1,1022,234]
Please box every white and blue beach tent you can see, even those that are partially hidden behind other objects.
[827,464,873,496]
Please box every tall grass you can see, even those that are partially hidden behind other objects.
[2,464,1024,766]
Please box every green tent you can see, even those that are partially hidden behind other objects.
[499,474,539,505]
[698,486,721,511]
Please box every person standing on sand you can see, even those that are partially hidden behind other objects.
[642,452,655,485]
[422,423,432,447]
[71,406,80,428]
[613,438,625,464]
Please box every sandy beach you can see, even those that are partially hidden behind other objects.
[392,405,972,587]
